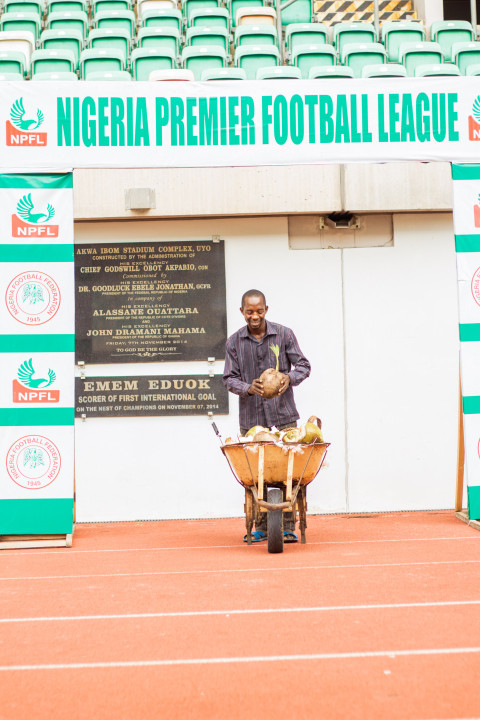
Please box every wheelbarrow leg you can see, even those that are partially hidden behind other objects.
[298,485,307,544]
[244,487,254,545]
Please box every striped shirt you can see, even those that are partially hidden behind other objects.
[223,320,311,431]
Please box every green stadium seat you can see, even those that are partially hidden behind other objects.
[430,20,475,61]
[285,23,329,56]
[236,7,276,28]
[94,10,136,36]
[308,65,353,78]
[333,22,376,56]
[290,43,335,78]
[0,30,34,72]
[40,29,83,69]
[466,63,480,76]
[141,8,182,32]
[274,0,311,26]
[92,0,133,15]
[361,63,407,77]
[380,21,425,62]
[79,47,125,78]
[0,70,25,79]
[398,41,443,76]
[342,42,386,78]
[84,69,132,79]
[186,26,230,52]
[88,28,131,64]
[0,49,25,75]
[227,0,264,28]
[234,25,277,47]
[0,12,41,44]
[234,43,279,78]
[32,70,79,79]
[131,46,176,79]
[452,41,480,75]
[137,27,181,55]
[256,65,301,79]
[190,7,229,29]
[201,66,246,79]
[414,62,461,76]
[137,0,177,20]
[46,0,88,13]
[3,0,44,17]
[46,11,89,40]
[181,44,226,79]
[183,0,222,27]
[31,48,76,74]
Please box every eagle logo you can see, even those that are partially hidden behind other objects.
[18,359,56,389]
[16,194,55,224]
[473,96,480,124]
[22,448,45,471]
[22,283,44,305]
[10,98,44,131]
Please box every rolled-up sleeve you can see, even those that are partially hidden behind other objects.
[223,339,251,397]
[285,329,311,386]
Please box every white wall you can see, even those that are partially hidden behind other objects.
[74,212,459,521]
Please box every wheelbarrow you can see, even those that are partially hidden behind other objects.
[221,439,330,553]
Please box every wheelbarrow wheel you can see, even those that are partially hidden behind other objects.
[267,487,284,554]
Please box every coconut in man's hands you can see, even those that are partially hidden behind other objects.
[259,344,287,399]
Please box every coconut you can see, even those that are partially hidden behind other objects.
[253,431,278,442]
[245,425,268,437]
[259,368,286,399]
[303,422,324,444]
[281,427,306,444]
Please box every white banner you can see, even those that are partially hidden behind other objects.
[1,78,480,168]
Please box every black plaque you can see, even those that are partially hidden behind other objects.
[75,240,226,363]
[75,374,229,417]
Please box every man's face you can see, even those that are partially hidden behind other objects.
[241,295,268,333]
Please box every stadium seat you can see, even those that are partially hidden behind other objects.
[0,49,25,75]
[181,44,226,79]
[148,68,194,79]
[79,48,125,78]
[201,66,246,79]
[137,27,181,55]
[94,10,136,36]
[183,0,222,27]
[290,43,335,78]
[186,26,230,52]
[0,70,24,79]
[342,42,386,78]
[3,0,44,17]
[256,65,301,79]
[131,46,176,79]
[309,65,353,78]
[466,63,480,76]
[88,28,132,64]
[234,25,277,47]
[274,0,312,26]
[234,43,279,78]
[92,0,133,14]
[285,23,329,56]
[0,31,35,72]
[227,0,264,28]
[430,20,475,61]
[399,41,443,76]
[141,8,183,31]
[40,29,83,69]
[85,69,132,79]
[414,62,461,76]
[236,7,276,27]
[137,0,177,19]
[380,21,425,62]
[31,48,76,75]
[0,12,41,45]
[361,63,407,77]
[333,22,376,56]
[452,41,480,75]
[32,70,79,79]
[190,8,230,29]
[47,0,88,13]
[46,11,89,40]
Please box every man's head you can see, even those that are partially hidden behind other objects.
[240,289,268,333]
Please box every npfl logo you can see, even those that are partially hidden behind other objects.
[6,98,47,147]
[12,358,60,404]
[469,96,480,141]
[12,193,59,238]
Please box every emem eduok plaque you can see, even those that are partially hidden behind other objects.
[75,374,228,418]
[75,240,226,364]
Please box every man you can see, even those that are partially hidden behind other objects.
[223,289,311,543]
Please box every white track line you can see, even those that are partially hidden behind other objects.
[1,599,480,624]
[1,646,480,671]
[1,558,480,582]
[0,536,477,557]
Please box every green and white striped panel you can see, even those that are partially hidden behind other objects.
[452,164,480,521]
[0,173,74,535]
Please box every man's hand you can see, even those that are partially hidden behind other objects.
[277,374,291,396]
[248,379,264,396]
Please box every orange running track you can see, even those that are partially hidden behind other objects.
[0,511,479,720]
